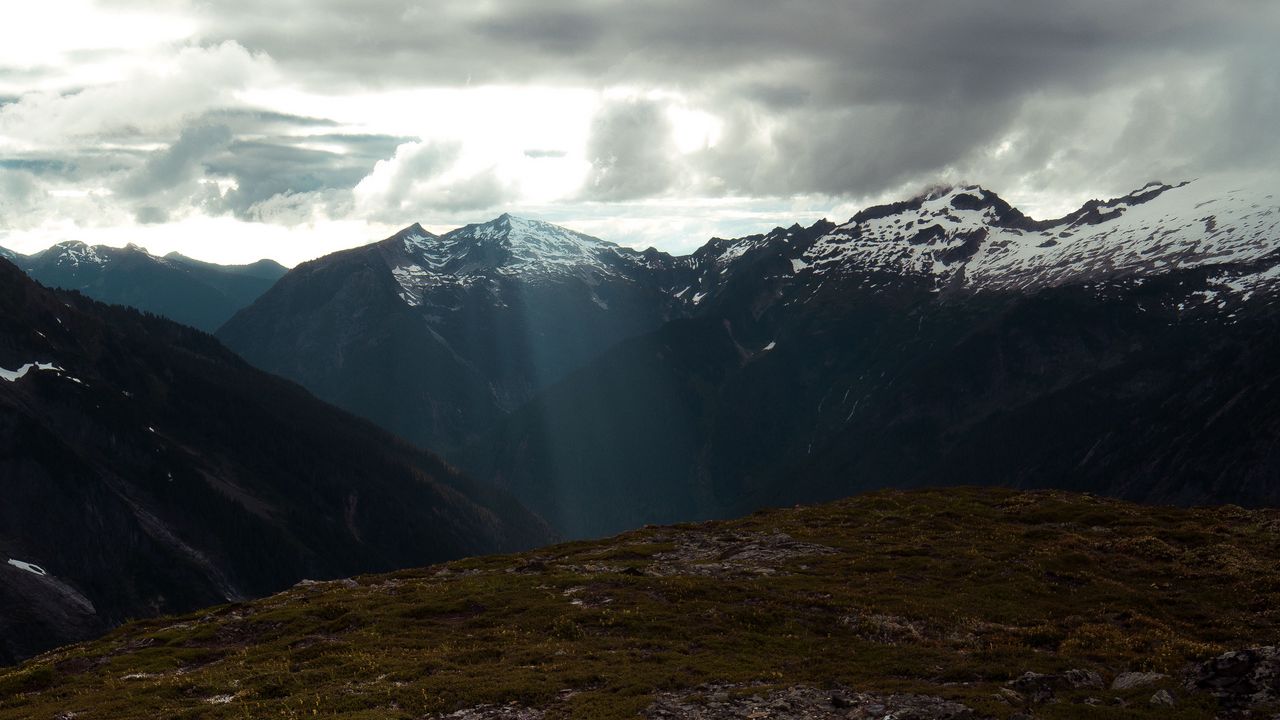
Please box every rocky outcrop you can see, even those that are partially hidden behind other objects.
[1185,646,1280,710]
[1112,671,1168,690]
[645,684,978,720]
[1005,669,1104,704]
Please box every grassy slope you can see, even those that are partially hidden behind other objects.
[2,487,1277,719]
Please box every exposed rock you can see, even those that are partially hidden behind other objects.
[425,703,544,720]
[644,684,979,719]
[645,530,839,577]
[1007,669,1103,704]
[1112,671,1168,690]
[995,687,1024,704]
[1064,669,1105,690]
[293,578,358,590]
[1149,689,1176,707]
[1186,646,1280,708]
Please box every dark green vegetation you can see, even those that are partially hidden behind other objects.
[9,242,286,332]
[0,259,549,663]
[2,488,1276,719]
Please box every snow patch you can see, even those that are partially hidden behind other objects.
[6,559,47,576]
[0,361,63,382]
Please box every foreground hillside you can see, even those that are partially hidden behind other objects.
[3,488,1277,719]
[0,259,549,663]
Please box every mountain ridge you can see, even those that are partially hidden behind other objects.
[216,178,1280,537]
[0,257,551,663]
[3,242,287,332]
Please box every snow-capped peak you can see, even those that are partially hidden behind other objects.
[40,241,106,268]
[386,215,623,307]
[802,179,1280,291]
[403,214,616,275]
[449,214,615,262]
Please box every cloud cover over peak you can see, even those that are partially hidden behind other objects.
[1,0,1277,263]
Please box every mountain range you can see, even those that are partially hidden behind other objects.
[216,178,1280,537]
[0,258,549,663]
[0,242,286,332]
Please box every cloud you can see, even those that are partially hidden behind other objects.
[0,169,43,217]
[353,140,517,220]
[119,123,233,198]
[206,135,407,219]
[3,0,1278,261]
[168,0,1279,202]
[0,41,271,144]
[581,98,680,201]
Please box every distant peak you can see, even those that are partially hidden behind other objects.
[391,222,431,239]
[451,214,602,243]
[383,223,437,254]
[42,240,104,266]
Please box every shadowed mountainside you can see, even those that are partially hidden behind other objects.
[0,259,550,663]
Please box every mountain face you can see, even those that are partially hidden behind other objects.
[218,214,687,451]
[0,258,550,663]
[220,180,1280,537]
[3,488,1279,719]
[8,242,286,332]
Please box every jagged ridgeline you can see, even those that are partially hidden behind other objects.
[217,179,1280,538]
[0,259,551,663]
[1,488,1277,719]
[1,242,287,332]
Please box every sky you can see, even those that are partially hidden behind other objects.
[0,1,1277,266]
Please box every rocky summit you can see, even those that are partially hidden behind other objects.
[2,488,1277,719]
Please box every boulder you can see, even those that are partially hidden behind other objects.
[1185,646,1280,709]
[1112,671,1168,690]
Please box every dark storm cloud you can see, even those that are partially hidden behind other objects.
[8,0,1273,235]
[475,11,604,55]
[183,0,1262,91]
[169,0,1278,199]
